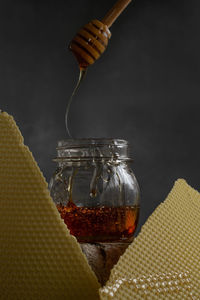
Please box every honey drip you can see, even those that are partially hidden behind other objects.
[89,164,102,198]
[56,202,139,243]
[67,168,78,202]
[65,68,87,137]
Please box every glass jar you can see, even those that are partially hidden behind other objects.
[49,138,140,243]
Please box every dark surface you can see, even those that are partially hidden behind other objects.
[0,0,199,233]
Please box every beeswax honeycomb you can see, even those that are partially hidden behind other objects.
[100,179,200,299]
[0,111,100,299]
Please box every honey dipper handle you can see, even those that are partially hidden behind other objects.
[102,0,132,28]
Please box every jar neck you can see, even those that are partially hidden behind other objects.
[53,138,132,166]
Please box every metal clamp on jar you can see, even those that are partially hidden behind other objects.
[49,138,140,284]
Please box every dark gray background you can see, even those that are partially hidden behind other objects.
[0,0,199,232]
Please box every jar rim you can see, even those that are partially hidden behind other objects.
[57,138,128,149]
[54,138,131,163]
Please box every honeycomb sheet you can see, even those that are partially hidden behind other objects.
[100,179,200,299]
[0,111,100,299]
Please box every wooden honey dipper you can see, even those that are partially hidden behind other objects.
[65,0,132,137]
[69,0,132,70]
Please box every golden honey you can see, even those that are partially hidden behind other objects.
[57,202,139,243]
